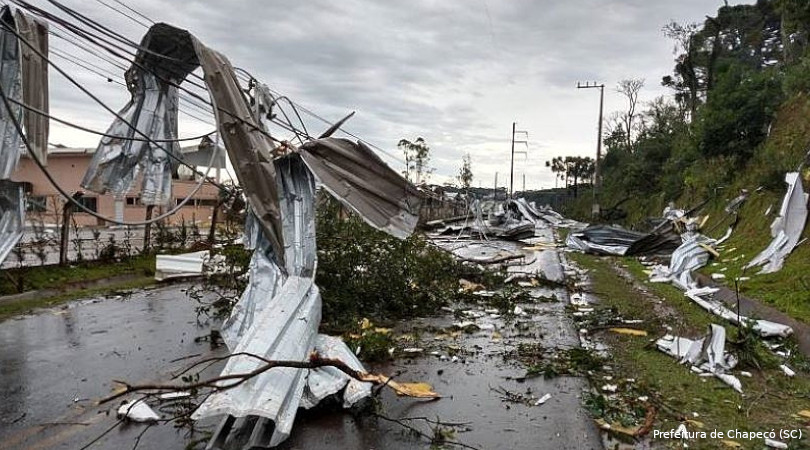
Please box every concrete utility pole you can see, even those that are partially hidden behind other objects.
[576,81,605,215]
[493,172,498,200]
[509,122,528,198]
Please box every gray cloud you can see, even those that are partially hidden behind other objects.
[41,0,744,189]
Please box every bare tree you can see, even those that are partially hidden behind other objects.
[616,78,645,150]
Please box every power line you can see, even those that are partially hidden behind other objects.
[92,0,149,28]
[7,96,216,143]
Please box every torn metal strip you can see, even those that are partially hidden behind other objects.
[192,37,286,268]
[81,71,180,205]
[746,172,808,274]
[299,137,421,239]
[14,9,48,167]
[0,180,24,265]
[0,6,23,180]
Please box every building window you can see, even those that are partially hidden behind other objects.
[27,195,47,212]
[125,196,142,207]
[76,196,98,213]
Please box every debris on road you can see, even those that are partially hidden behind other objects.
[117,399,160,423]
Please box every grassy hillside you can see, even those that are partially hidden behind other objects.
[564,93,810,325]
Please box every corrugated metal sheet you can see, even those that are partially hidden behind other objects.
[746,172,808,274]
[0,180,23,265]
[0,6,23,180]
[81,71,180,205]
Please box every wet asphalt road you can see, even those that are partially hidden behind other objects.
[0,285,223,450]
[0,225,602,450]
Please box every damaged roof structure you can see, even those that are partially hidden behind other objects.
[0,5,48,266]
[71,22,422,447]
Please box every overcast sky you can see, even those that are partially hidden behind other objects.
[40,0,747,190]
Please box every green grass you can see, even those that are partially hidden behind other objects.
[0,255,157,321]
[698,189,810,325]
[0,276,156,321]
[0,254,156,295]
[569,252,810,450]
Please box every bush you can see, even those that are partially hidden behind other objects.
[316,196,463,331]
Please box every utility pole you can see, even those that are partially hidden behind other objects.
[59,192,83,266]
[509,122,528,198]
[577,81,605,215]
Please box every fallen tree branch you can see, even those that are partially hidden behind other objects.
[373,412,480,450]
[101,352,439,406]
[100,354,365,405]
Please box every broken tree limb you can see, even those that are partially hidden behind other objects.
[99,352,438,406]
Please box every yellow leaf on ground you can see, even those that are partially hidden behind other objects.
[391,382,438,398]
[609,328,648,337]
[360,318,372,330]
[594,418,640,437]
[374,327,392,335]
[358,374,440,398]
[459,279,485,292]
[720,440,742,448]
[686,419,704,429]
[698,243,720,258]
[798,410,810,419]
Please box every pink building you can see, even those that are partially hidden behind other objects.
[12,146,226,227]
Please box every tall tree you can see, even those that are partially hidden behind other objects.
[662,21,701,119]
[546,156,567,187]
[398,137,433,186]
[457,153,473,192]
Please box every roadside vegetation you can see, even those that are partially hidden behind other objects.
[568,252,810,449]
[0,255,156,321]
[559,0,810,326]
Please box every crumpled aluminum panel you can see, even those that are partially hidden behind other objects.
[193,275,322,446]
[668,238,710,290]
[219,154,315,349]
[81,72,179,205]
[0,7,23,180]
[746,172,808,274]
[301,334,372,410]
[656,325,742,392]
[566,224,646,256]
[14,9,48,167]
[0,180,24,265]
[199,154,370,447]
[299,138,421,239]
